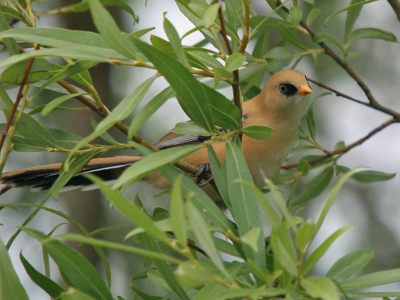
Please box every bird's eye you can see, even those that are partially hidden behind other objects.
[278,83,298,96]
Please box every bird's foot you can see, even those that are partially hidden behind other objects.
[192,163,214,187]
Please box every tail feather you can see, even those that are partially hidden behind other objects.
[1,156,140,192]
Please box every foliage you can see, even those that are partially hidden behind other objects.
[0,0,399,299]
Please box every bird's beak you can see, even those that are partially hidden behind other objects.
[297,85,313,95]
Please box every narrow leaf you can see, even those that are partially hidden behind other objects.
[306,7,321,26]
[186,200,231,279]
[41,93,88,117]
[128,87,174,138]
[87,175,170,243]
[225,53,246,72]
[164,17,190,68]
[301,277,339,300]
[243,125,273,140]
[89,0,137,59]
[131,38,214,132]
[302,225,355,275]
[341,269,400,290]
[326,249,374,282]
[20,252,65,299]
[172,122,211,136]
[112,143,203,188]
[144,234,189,300]
[20,228,113,300]
[348,28,399,45]
[0,239,29,300]
[289,7,303,25]
[170,176,188,248]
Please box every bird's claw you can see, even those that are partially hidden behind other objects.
[192,163,214,187]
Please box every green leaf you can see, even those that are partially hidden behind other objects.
[241,228,261,252]
[301,277,339,300]
[15,112,56,147]
[42,0,138,22]
[346,292,400,298]
[202,3,220,28]
[225,52,246,71]
[113,143,203,188]
[172,122,212,136]
[225,141,266,270]
[315,167,366,230]
[87,175,170,243]
[326,249,374,282]
[270,224,297,276]
[348,28,399,45]
[338,166,396,183]
[341,268,400,290]
[0,9,18,55]
[20,228,113,300]
[20,252,65,299]
[131,38,215,132]
[60,288,98,300]
[204,84,240,130]
[89,118,119,145]
[302,225,355,275]
[277,23,308,50]
[66,77,155,161]
[242,181,280,229]
[306,7,321,26]
[41,93,88,117]
[0,58,61,85]
[51,150,102,198]
[128,87,174,138]
[170,176,188,248]
[31,61,97,99]
[214,288,285,300]
[164,16,190,68]
[313,33,343,52]
[293,166,334,205]
[0,239,29,300]
[243,125,273,140]
[186,200,231,279]
[175,262,218,289]
[295,221,316,250]
[324,0,378,31]
[289,7,303,25]
[89,0,137,59]
[264,47,294,73]
[0,28,125,59]
[144,234,190,300]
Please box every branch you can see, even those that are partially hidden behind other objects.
[0,43,40,175]
[387,0,400,21]
[216,0,243,139]
[282,118,399,169]
[307,78,400,120]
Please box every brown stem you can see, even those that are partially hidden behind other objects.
[282,118,399,169]
[307,78,400,120]
[216,0,242,139]
[238,1,250,54]
[0,44,40,161]
[387,0,400,21]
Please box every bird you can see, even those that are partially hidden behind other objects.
[1,69,312,204]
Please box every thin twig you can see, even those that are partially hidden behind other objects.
[282,118,399,169]
[308,78,400,120]
[216,0,242,138]
[0,43,40,174]
[238,0,250,54]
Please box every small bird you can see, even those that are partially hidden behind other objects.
[1,69,312,203]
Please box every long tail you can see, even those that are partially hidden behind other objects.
[1,156,141,192]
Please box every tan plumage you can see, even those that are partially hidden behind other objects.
[1,69,312,201]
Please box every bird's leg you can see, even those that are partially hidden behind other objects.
[192,163,214,187]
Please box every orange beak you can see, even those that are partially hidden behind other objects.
[297,85,313,95]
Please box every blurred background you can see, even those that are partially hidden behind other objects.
[0,0,399,298]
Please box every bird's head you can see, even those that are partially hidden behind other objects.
[261,69,313,118]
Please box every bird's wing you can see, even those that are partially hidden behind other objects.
[155,130,212,149]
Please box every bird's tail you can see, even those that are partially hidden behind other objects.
[1,156,141,192]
